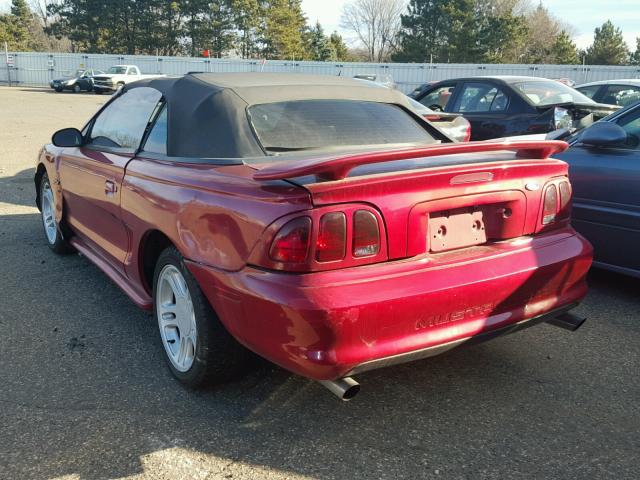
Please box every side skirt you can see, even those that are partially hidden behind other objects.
[70,237,152,310]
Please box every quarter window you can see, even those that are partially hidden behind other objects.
[88,87,162,152]
[419,85,456,110]
[454,83,509,113]
[601,85,640,107]
[143,105,168,155]
[576,85,601,100]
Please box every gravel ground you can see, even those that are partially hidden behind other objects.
[0,86,638,480]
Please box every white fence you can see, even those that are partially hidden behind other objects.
[3,52,640,93]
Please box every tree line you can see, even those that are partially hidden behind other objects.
[390,0,639,65]
[0,0,351,61]
[1,0,639,66]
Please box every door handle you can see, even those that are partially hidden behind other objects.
[104,180,117,194]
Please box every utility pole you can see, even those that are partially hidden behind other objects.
[4,42,11,87]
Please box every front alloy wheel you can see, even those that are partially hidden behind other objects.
[39,174,72,253]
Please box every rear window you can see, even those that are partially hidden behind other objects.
[248,100,436,152]
[514,81,594,106]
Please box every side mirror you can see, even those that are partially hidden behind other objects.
[580,122,627,148]
[52,128,83,147]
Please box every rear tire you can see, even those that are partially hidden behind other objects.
[153,247,253,388]
[39,173,72,254]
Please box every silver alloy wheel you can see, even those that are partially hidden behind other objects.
[156,264,197,372]
[41,179,58,245]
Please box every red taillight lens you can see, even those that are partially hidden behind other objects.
[316,212,346,262]
[269,217,311,262]
[463,122,472,142]
[353,210,380,257]
[558,180,572,218]
[542,185,558,225]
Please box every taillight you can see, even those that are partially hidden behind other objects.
[259,206,387,272]
[542,185,558,225]
[463,122,472,142]
[316,212,346,262]
[353,210,380,257]
[558,180,572,218]
[269,217,311,262]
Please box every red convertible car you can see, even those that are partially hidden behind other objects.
[36,74,592,400]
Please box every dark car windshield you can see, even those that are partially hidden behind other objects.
[248,100,436,153]
[514,81,594,106]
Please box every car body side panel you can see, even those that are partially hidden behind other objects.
[558,144,640,273]
[119,157,312,289]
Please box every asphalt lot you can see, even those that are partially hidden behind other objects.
[0,86,639,480]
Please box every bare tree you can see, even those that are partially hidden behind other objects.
[341,0,406,62]
[30,0,62,28]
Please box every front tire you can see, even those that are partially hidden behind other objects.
[39,173,72,254]
[73,84,81,93]
[153,247,253,388]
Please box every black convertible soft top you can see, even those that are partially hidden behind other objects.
[126,73,417,158]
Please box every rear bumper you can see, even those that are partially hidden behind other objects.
[93,84,116,92]
[188,228,592,380]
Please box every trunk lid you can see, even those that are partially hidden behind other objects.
[252,141,570,259]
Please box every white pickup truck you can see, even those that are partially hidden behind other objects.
[92,65,165,94]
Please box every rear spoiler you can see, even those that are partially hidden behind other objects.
[253,140,569,181]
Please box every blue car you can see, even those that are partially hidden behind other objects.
[556,102,640,277]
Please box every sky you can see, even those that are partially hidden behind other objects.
[302,0,640,50]
[1,0,638,51]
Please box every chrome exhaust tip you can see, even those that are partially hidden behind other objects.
[318,377,360,401]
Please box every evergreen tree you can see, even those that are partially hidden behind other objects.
[0,0,32,50]
[233,0,260,58]
[393,0,450,63]
[550,31,580,64]
[10,0,31,23]
[329,31,349,61]
[309,22,332,61]
[202,0,237,58]
[393,0,529,64]
[586,20,629,65]
[262,0,307,60]
[479,11,528,64]
[629,37,640,65]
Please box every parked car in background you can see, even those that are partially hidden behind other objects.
[410,76,619,140]
[554,102,640,278]
[93,65,165,94]
[575,79,640,107]
[408,81,438,99]
[49,69,104,93]
[353,73,396,89]
[553,78,576,87]
[35,73,592,400]
[407,97,471,142]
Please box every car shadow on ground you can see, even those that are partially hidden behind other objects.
[1,170,639,479]
[0,168,38,208]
